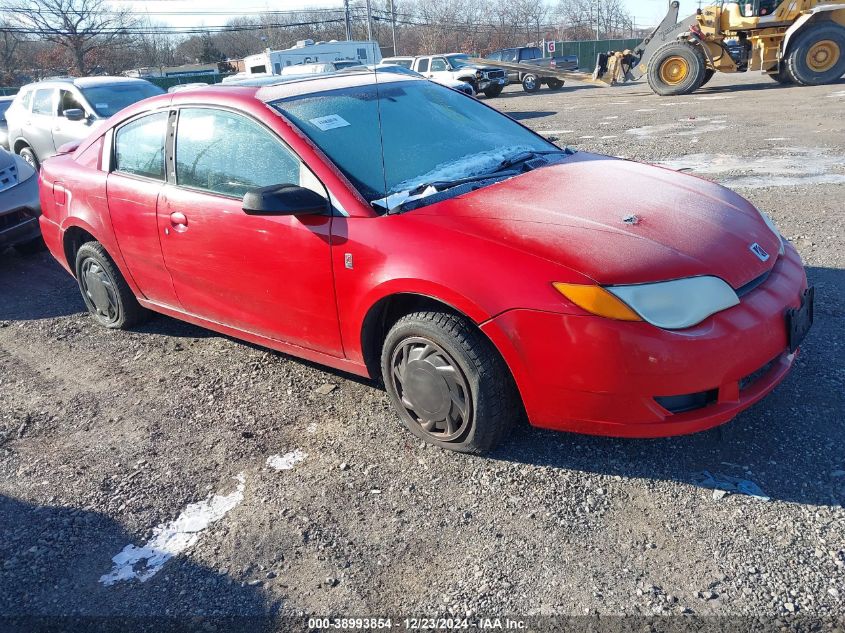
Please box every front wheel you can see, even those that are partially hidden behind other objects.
[17,146,39,171]
[522,74,540,92]
[381,311,520,453]
[75,241,150,329]
[546,79,564,89]
[483,85,503,98]
[647,41,707,96]
[769,66,795,84]
[785,24,845,85]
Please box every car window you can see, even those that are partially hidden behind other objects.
[417,58,429,72]
[114,111,168,180]
[430,58,448,72]
[393,58,413,69]
[503,49,518,62]
[80,82,164,118]
[32,89,55,115]
[175,108,301,198]
[59,89,86,115]
[18,89,33,112]
[0,101,11,121]
[487,52,501,61]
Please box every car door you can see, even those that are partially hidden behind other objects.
[429,57,451,81]
[28,88,58,160]
[53,88,96,150]
[106,110,181,307]
[158,106,342,356]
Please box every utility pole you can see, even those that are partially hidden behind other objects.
[596,0,601,40]
[365,0,373,42]
[344,0,351,41]
[389,0,398,55]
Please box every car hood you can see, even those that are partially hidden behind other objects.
[413,152,781,288]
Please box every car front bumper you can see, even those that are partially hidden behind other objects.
[481,244,809,437]
[478,77,507,90]
[0,174,41,249]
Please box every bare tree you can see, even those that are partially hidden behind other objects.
[0,21,22,83]
[3,0,138,74]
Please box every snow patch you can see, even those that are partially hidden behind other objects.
[827,90,845,98]
[695,94,734,100]
[267,449,308,471]
[625,118,728,138]
[659,147,845,189]
[100,474,246,586]
[538,129,574,134]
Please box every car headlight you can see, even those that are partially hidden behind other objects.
[13,154,36,183]
[759,211,785,256]
[554,276,739,329]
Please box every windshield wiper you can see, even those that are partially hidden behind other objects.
[406,148,574,198]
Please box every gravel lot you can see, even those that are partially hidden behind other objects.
[1,72,844,630]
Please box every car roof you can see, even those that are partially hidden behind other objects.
[20,76,154,90]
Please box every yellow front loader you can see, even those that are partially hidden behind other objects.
[594,0,845,95]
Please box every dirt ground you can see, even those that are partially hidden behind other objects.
[1,71,844,631]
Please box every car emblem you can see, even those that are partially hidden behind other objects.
[749,243,769,262]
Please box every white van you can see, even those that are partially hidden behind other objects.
[244,40,381,76]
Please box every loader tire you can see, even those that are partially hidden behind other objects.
[700,69,715,86]
[785,23,845,86]
[769,66,795,84]
[647,41,708,96]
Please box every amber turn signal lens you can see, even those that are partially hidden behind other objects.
[552,283,642,321]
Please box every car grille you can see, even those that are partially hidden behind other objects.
[486,69,505,79]
[0,162,18,193]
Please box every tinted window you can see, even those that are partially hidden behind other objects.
[114,111,168,180]
[503,49,518,62]
[417,58,429,72]
[175,108,300,198]
[81,82,164,118]
[32,89,55,115]
[0,101,11,121]
[522,48,541,60]
[59,89,85,115]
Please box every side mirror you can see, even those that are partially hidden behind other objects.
[242,184,329,216]
[63,108,85,121]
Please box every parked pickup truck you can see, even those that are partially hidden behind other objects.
[485,46,579,92]
[381,54,508,98]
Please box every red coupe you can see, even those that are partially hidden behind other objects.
[37,71,813,453]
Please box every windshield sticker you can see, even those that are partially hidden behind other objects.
[96,103,109,109]
[309,114,350,131]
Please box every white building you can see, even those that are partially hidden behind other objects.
[243,40,382,75]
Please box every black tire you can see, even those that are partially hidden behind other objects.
[483,85,503,98]
[769,65,795,84]
[381,311,520,454]
[18,146,39,171]
[546,78,564,89]
[785,23,845,86]
[13,236,46,255]
[647,41,708,96]
[700,68,715,86]
[522,73,540,92]
[74,241,150,329]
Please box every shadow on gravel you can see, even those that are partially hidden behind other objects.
[506,110,556,121]
[0,494,278,632]
[0,249,84,321]
[697,76,845,95]
[493,265,845,508]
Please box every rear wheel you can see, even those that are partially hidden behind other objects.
[74,241,150,329]
[522,73,540,92]
[546,78,564,89]
[700,68,715,86]
[785,24,845,85]
[647,41,707,96]
[381,311,520,454]
[18,146,39,171]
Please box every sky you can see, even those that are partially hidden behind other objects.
[121,0,676,31]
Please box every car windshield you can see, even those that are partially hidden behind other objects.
[81,82,164,117]
[272,79,558,211]
[445,54,472,68]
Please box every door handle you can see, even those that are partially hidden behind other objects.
[169,211,188,232]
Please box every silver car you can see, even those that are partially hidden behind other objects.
[0,147,42,254]
[4,76,163,169]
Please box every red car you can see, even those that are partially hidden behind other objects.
[38,71,813,453]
